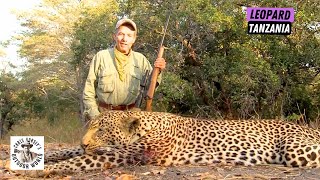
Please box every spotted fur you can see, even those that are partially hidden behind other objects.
[42,111,320,176]
[44,147,84,163]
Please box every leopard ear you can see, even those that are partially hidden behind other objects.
[120,116,140,135]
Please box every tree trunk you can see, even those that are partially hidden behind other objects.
[75,63,86,125]
[0,110,3,139]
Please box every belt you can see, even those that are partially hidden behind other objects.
[98,102,135,110]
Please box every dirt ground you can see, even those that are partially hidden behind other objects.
[1,144,320,180]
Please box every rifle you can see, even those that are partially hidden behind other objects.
[135,70,150,108]
[145,14,170,112]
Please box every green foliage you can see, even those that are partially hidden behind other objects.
[0,74,32,136]
[0,68,78,136]
[155,72,195,114]
[71,0,119,67]
[3,0,320,133]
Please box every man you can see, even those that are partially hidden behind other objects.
[83,18,166,120]
[18,142,38,163]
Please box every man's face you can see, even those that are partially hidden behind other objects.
[113,25,136,54]
[23,146,30,153]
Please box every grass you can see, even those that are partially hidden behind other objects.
[0,112,85,145]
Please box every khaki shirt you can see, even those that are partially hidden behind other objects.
[83,48,161,119]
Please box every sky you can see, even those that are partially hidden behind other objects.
[0,0,41,73]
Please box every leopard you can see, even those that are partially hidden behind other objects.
[38,110,320,176]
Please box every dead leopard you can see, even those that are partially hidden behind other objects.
[34,111,320,176]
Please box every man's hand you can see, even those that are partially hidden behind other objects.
[154,58,166,70]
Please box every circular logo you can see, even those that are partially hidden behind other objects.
[10,136,44,170]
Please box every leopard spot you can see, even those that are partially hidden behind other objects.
[308,152,317,161]
[75,163,82,167]
[235,161,244,165]
[257,156,262,161]
[96,162,101,167]
[306,147,311,152]
[85,159,92,164]
[99,156,106,162]
[160,160,166,164]
[80,156,86,159]
[250,159,257,164]
[194,157,203,163]
[240,156,248,161]
[298,157,308,166]
[291,161,298,167]
[109,157,115,162]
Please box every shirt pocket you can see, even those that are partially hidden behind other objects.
[98,71,115,93]
[129,68,143,96]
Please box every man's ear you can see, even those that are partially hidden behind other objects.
[132,35,137,43]
[112,33,116,41]
[120,116,140,135]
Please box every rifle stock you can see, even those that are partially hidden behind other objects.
[145,46,164,111]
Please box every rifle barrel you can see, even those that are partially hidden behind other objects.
[145,13,170,112]
[159,14,171,47]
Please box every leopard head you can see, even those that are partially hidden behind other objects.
[81,111,141,154]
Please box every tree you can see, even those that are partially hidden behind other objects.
[0,73,24,138]
[13,0,119,123]
[8,0,320,124]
